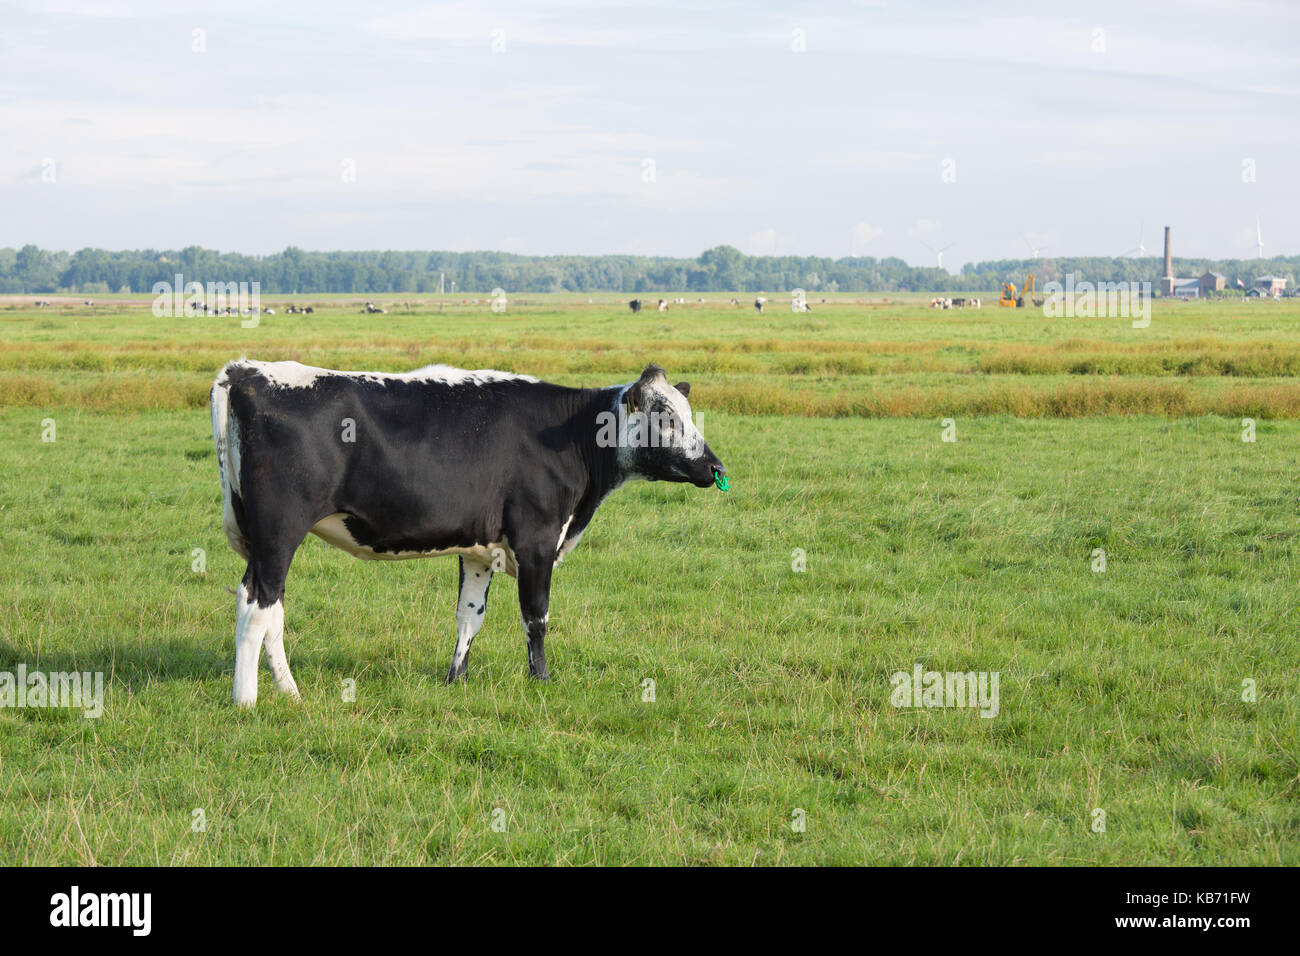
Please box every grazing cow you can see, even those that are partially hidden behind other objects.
[657,299,668,312]
[754,297,765,313]
[209,360,726,706]
[628,299,642,313]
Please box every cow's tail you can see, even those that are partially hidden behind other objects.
[210,361,250,560]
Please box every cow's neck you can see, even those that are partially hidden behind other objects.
[566,385,628,528]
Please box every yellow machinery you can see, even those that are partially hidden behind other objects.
[999,272,1036,308]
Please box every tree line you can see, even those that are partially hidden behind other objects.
[1,244,1295,295]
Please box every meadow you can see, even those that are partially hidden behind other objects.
[1,293,1297,864]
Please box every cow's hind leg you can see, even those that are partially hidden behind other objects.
[446,555,493,683]
[233,544,299,707]
[234,577,274,707]
[515,549,554,681]
[262,600,300,700]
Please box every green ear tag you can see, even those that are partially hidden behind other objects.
[713,470,730,492]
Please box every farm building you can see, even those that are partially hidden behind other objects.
[1199,272,1226,295]
[1157,227,1206,297]
[1254,275,1287,297]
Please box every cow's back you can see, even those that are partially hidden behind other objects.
[217,360,590,557]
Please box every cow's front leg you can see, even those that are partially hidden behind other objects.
[446,555,493,683]
[515,549,554,681]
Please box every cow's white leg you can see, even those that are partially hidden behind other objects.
[262,600,300,700]
[446,556,493,683]
[233,583,273,707]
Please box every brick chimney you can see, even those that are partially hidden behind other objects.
[1161,226,1175,296]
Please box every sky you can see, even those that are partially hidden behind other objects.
[1,0,1297,270]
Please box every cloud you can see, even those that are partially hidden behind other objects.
[1,1,1297,259]
[12,0,141,17]
[12,163,49,184]
[747,228,790,256]
[365,4,639,49]
[851,222,883,247]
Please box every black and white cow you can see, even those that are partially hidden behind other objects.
[210,360,726,706]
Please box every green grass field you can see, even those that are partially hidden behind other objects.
[1,294,1297,864]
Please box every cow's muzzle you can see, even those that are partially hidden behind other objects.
[692,446,726,488]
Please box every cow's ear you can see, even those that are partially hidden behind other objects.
[627,364,663,412]
[624,380,645,413]
[640,363,666,384]
[674,382,690,399]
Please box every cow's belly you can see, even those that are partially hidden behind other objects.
[309,513,518,575]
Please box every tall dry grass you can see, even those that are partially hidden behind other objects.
[6,369,1300,418]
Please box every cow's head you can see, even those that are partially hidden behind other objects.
[618,364,726,488]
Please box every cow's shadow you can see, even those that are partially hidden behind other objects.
[0,634,442,700]
[0,636,228,696]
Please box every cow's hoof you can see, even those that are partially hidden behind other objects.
[445,667,468,685]
[528,669,550,682]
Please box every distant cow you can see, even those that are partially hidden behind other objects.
[210,360,726,706]
[657,299,668,311]
[629,299,642,313]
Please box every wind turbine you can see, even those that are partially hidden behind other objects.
[1255,217,1265,259]
[1122,222,1147,258]
[922,239,954,270]
[1022,234,1053,259]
